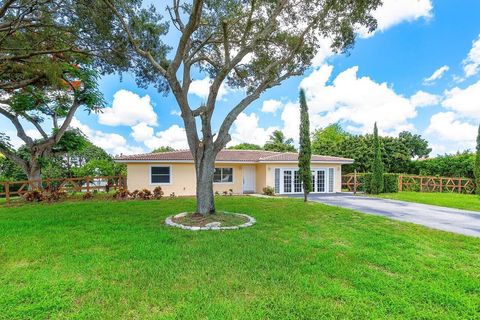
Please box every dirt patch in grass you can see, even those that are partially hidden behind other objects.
[171,212,249,227]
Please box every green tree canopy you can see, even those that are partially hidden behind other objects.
[264,131,296,153]
[228,143,263,150]
[311,123,351,156]
[312,125,432,174]
[0,1,134,183]
[152,146,175,153]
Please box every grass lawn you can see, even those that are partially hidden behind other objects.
[0,197,479,319]
[375,192,480,211]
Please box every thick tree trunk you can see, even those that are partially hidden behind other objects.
[27,166,42,190]
[195,149,216,216]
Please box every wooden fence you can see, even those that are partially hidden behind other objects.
[342,174,476,194]
[0,175,126,205]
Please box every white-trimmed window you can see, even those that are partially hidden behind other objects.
[214,168,233,183]
[151,166,170,184]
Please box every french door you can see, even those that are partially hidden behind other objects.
[280,168,328,194]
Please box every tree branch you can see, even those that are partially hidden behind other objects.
[0,106,34,146]
[0,143,28,172]
[102,0,167,76]
[214,70,299,151]
[168,0,204,74]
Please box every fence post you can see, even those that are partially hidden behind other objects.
[440,178,443,193]
[5,182,9,205]
[353,170,357,195]
[398,175,403,192]
[86,177,90,193]
[458,179,462,193]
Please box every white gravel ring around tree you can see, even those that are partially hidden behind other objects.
[165,212,256,231]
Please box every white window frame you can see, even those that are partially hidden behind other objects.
[150,165,172,185]
[213,167,234,184]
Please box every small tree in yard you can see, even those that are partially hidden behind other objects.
[370,122,384,194]
[475,124,480,195]
[298,89,312,202]
[101,0,381,215]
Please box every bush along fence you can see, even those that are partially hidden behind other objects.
[0,175,127,205]
[342,173,476,194]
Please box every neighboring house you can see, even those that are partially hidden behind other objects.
[115,150,353,195]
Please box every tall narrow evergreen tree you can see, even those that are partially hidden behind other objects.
[298,89,312,202]
[474,124,480,195]
[370,122,384,194]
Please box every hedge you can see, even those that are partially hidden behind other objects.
[360,173,399,194]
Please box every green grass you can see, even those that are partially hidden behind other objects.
[375,192,480,211]
[0,197,479,319]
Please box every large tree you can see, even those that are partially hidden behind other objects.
[475,125,480,195]
[0,0,132,183]
[0,66,103,183]
[298,89,311,202]
[102,0,381,215]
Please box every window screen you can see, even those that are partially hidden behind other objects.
[151,166,170,183]
[328,168,334,192]
[213,168,233,183]
[274,168,280,193]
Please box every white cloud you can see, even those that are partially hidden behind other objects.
[152,125,189,150]
[170,109,181,116]
[131,122,155,143]
[229,112,278,146]
[128,121,189,151]
[98,90,157,127]
[311,37,335,67]
[423,65,449,84]
[463,34,480,78]
[410,90,440,107]
[426,112,477,150]
[189,77,228,100]
[442,80,480,120]
[280,102,301,141]
[297,64,417,136]
[360,0,433,38]
[261,99,283,114]
[70,118,144,155]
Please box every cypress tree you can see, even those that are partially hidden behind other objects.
[298,89,312,202]
[370,122,384,194]
[475,124,480,195]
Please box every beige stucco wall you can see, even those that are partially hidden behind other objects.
[126,162,244,196]
[125,161,343,195]
[255,164,267,193]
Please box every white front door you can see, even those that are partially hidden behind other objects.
[242,166,256,194]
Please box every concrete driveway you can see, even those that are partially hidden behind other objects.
[296,193,480,237]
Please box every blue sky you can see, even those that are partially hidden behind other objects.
[3,0,480,156]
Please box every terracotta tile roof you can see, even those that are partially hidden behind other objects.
[115,150,353,163]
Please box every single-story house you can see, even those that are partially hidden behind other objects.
[115,150,353,195]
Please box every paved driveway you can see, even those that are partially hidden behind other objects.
[295,193,480,237]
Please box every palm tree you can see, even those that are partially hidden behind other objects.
[264,130,296,152]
